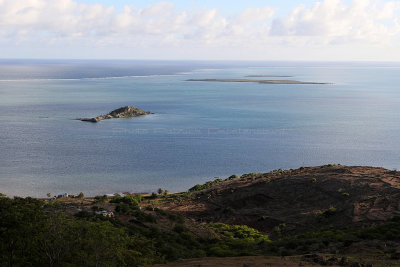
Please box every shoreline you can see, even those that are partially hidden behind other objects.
[2,164,395,199]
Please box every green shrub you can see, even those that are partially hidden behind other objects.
[240,173,262,179]
[115,203,130,213]
[154,208,167,216]
[110,194,142,208]
[322,206,337,217]
[210,223,270,242]
[206,224,270,257]
[154,208,185,223]
[167,213,185,223]
[145,206,154,211]
[173,225,187,233]
[189,184,204,191]
[189,178,223,192]
[94,195,108,203]
[74,210,92,218]
[133,211,157,223]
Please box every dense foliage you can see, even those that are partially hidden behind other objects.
[208,224,270,256]
[1,196,399,266]
[0,197,155,267]
[270,216,400,256]
[0,197,270,266]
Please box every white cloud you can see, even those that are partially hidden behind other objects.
[0,0,400,59]
[270,0,400,44]
[0,0,275,44]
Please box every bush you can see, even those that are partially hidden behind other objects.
[189,184,204,191]
[115,203,130,214]
[167,213,185,223]
[173,225,187,233]
[74,210,92,218]
[189,178,223,192]
[206,224,270,257]
[145,206,154,211]
[94,195,108,203]
[110,194,142,208]
[211,223,270,241]
[240,173,262,179]
[154,208,185,223]
[133,211,157,223]
[322,206,337,218]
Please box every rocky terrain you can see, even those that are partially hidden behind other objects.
[11,165,399,266]
[77,105,151,122]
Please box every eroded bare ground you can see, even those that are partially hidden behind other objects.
[55,165,400,266]
[148,254,399,267]
[156,165,400,235]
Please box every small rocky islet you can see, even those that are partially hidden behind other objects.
[77,106,152,122]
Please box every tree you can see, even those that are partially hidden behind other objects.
[81,221,130,267]
[47,193,51,198]
[0,197,47,266]
[39,212,76,267]
[0,197,160,266]
[157,188,163,195]
[77,192,84,199]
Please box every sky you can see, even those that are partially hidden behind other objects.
[1,0,400,61]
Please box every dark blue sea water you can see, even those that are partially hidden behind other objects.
[1,59,400,197]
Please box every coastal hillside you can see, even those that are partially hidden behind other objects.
[158,165,400,235]
[1,165,400,266]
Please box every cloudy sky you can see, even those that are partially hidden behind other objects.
[1,0,400,61]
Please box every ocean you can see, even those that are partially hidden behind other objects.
[1,59,400,197]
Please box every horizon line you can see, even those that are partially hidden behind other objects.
[1,58,400,64]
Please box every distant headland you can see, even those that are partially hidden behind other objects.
[245,75,293,78]
[77,106,152,123]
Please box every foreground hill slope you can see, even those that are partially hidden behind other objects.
[2,165,400,266]
[159,165,400,235]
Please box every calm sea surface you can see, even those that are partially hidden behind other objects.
[1,60,400,197]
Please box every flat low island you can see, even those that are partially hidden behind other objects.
[187,78,329,84]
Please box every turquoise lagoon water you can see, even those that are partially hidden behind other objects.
[1,60,400,197]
